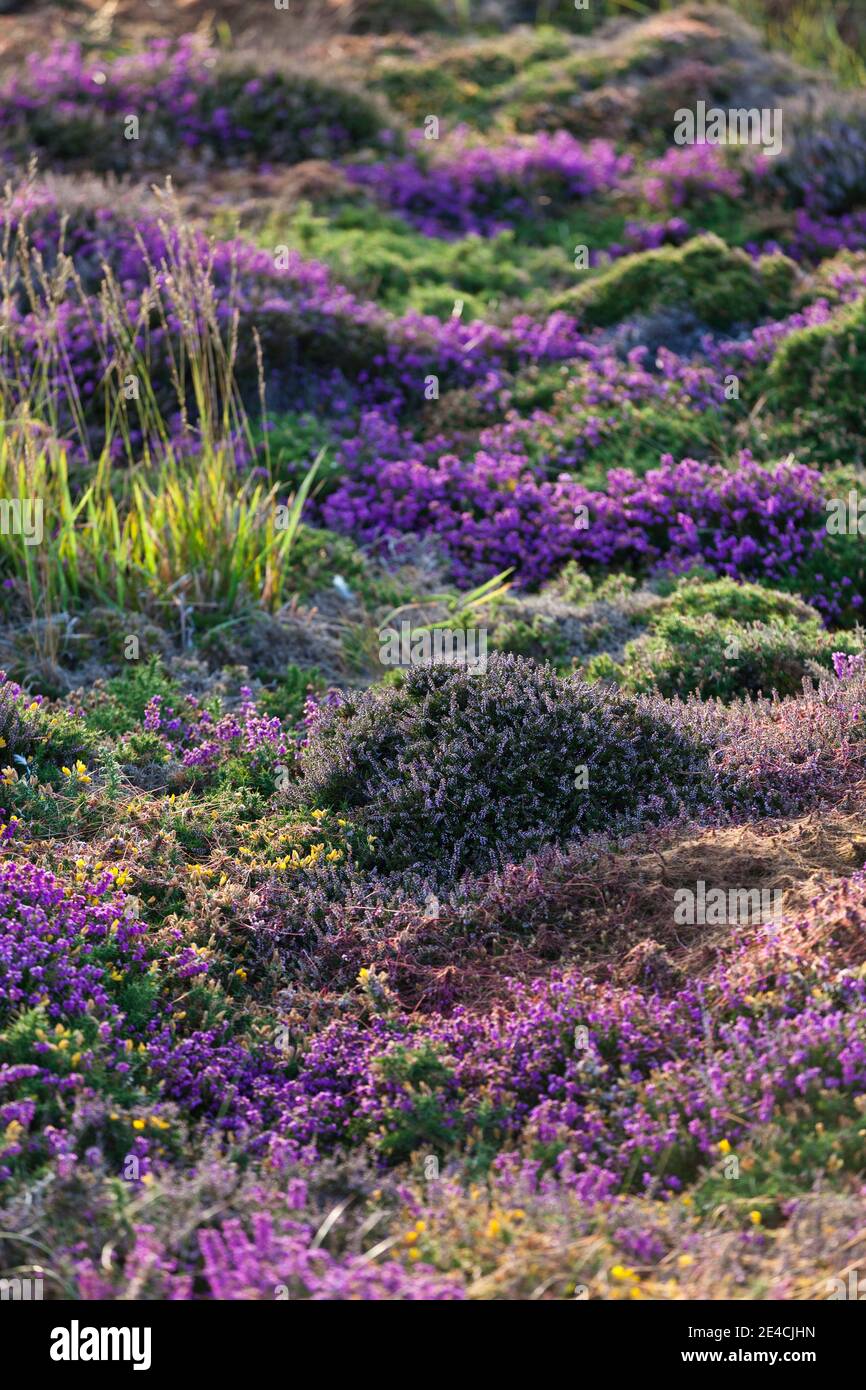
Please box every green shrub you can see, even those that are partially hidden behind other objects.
[590,603,862,701]
[554,235,799,328]
[768,295,866,437]
[273,205,573,314]
[660,576,817,625]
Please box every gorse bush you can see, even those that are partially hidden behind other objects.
[587,578,864,699]
[293,652,712,876]
[768,294,866,437]
[658,576,818,625]
[553,235,799,328]
[590,610,862,701]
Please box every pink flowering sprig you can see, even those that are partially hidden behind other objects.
[142,690,291,780]
[639,144,744,211]
[345,129,631,238]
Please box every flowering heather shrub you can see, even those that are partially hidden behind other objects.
[0,668,39,756]
[0,181,591,463]
[0,40,390,172]
[62,1156,469,1300]
[196,1216,462,1300]
[326,448,830,595]
[639,144,745,210]
[671,665,866,819]
[776,113,866,215]
[141,688,290,783]
[292,652,712,876]
[267,901,866,1189]
[323,446,589,588]
[604,216,692,261]
[3,3,866,1307]
[0,861,154,1180]
[571,454,827,586]
[344,131,631,237]
[782,209,866,261]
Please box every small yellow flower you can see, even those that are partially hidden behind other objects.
[749,1210,762,1226]
[132,1119,146,1131]
[486,1218,501,1238]
[235,968,248,981]
[408,1247,421,1261]
[611,1265,637,1282]
[678,1254,694,1269]
[311,809,327,821]
[404,1230,418,1245]
[718,1138,731,1155]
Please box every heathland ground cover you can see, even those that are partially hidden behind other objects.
[2,0,866,1301]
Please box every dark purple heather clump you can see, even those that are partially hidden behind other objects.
[324,448,830,595]
[344,130,631,238]
[0,39,390,172]
[292,652,713,878]
[775,114,866,216]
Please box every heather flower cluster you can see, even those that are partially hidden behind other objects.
[345,130,631,237]
[2,1,866,1307]
[0,38,389,172]
[324,449,830,595]
[142,689,289,773]
[639,143,746,209]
